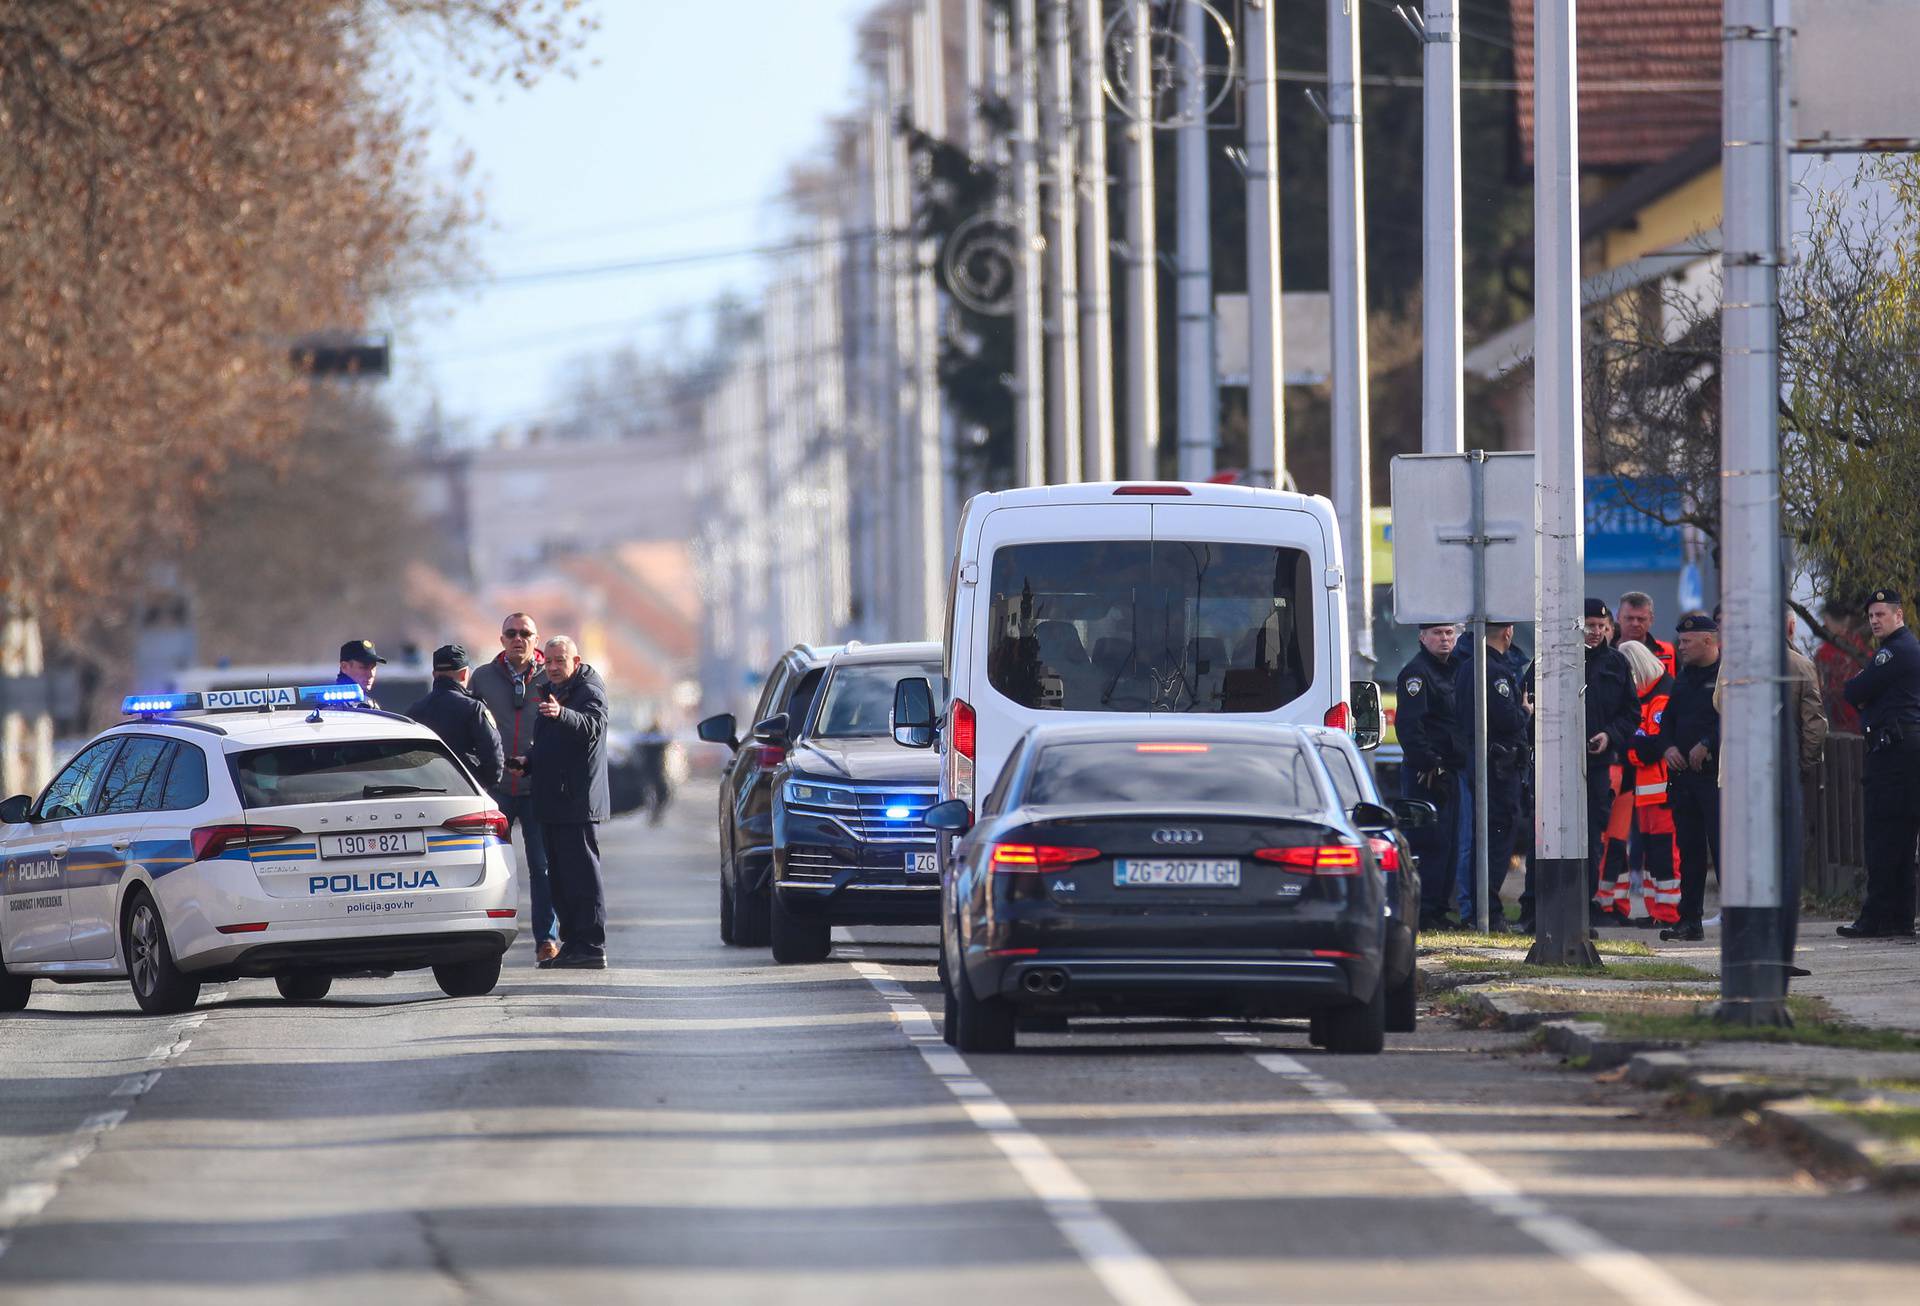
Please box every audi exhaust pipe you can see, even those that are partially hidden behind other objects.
[1042,969,1068,994]
[1021,968,1069,994]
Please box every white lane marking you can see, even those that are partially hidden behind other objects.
[1241,1047,1718,1306]
[851,961,1196,1306]
[112,1070,162,1097]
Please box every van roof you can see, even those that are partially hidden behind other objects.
[827,641,941,667]
[969,481,1334,514]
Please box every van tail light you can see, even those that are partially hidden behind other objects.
[1324,702,1350,731]
[945,697,976,807]
[950,698,975,760]
[1254,844,1364,876]
[1367,836,1401,871]
[755,743,786,769]
[192,824,299,861]
[444,810,510,840]
[991,843,1102,873]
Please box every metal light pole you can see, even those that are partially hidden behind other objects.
[1012,0,1048,485]
[887,33,921,633]
[1718,0,1789,1025]
[1076,0,1117,480]
[1420,1,1464,455]
[1122,0,1161,478]
[1245,0,1285,486]
[1525,0,1596,968]
[867,52,903,636]
[1042,0,1083,481]
[1328,0,1372,679]
[1175,0,1217,481]
[912,0,948,639]
[965,0,986,158]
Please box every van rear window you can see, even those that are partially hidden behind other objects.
[985,540,1314,713]
[231,740,476,809]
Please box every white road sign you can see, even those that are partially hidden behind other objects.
[1389,452,1537,624]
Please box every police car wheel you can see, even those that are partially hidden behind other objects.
[1323,976,1387,1055]
[1385,968,1418,1034]
[274,974,332,1003]
[433,956,502,998]
[122,892,201,1016]
[0,963,31,1013]
[768,891,830,965]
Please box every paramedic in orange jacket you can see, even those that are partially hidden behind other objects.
[1597,639,1680,925]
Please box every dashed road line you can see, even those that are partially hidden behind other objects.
[851,961,1196,1306]
[1235,1042,1719,1306]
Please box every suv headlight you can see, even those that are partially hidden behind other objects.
[784,778,856,808]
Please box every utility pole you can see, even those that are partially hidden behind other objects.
[1122,0,1160,478]
[1041,0,1083,481]
[866,50,903,637]
[1419,1,1465,455]
[1328,0,1373,679]
[1718,0,1789,1026]
[1175,0,1217,481]
[886,32,920,633]
[1076,0,1117,480]
[1244,0,1285,486]
[1012,0,1047,485]
[912,0,948,639]
[1525,0,1596,969]
[965,0,986,158]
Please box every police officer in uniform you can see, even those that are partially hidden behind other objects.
[1839,588,1920,938]
[1649,612,1721,941]
[335,639,387,709]
[1451,622,1532,930]
[406,644,505,790]
[1396,622,1465,929]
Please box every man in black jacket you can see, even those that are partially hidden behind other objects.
[1648,611,1722,941]
[511,635,611,969]
[1397,622,1465,928]
[1840,588,1920,937]
[406,645,504,790]
[1451,623,1532,929]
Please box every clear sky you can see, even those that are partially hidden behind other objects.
[394,0,874,439]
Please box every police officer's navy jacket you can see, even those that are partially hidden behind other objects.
[407,678,505,790]
[1396,647,1464,776]
[1843,623,1920,737]
[527,663,611,824]
[1450,643,1530,773]
[1650,658,1720,779]
[1585,642,1639,764]
[333,670,379,711]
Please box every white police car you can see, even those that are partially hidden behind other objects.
[0,684,518,1015]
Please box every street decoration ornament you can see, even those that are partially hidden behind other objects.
[942,207,1021,317]
[1102,0,1237,128]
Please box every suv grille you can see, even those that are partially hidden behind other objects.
[785,786,938,846]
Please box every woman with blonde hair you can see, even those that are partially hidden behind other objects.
[1596,640,1681,925]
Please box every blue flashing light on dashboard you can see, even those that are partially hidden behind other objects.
[884,805,912,821]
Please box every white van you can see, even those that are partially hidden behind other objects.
[891,481,1379,821]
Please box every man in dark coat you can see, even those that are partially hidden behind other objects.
[405,644,504,790]
[513,635,611,969]
[1839,588,1920,938]
[1451,623,1532,930]
[1396,622,1465,929]
[1646,612,1722,941]
[334,639,387,710]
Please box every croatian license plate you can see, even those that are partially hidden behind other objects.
[1115,858,1241,888]
[320,830,426,859]
[904,852,938,874]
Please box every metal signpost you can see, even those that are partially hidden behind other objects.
[1391,451,1535,932]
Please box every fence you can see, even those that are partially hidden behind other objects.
[1807,731,1867,900]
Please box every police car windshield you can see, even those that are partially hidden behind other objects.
[812,663,946,738]
[1023,740,1322,810]
[231,740,475,809]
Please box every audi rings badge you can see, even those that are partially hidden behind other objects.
[941,210,1020,317]
[1151,828,1204,846]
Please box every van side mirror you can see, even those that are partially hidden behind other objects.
[1350,679,1383,751]
[0,794,32,825]
[751,713,789,744]
[1350,800,1398,831]
[922,798,972,833]
[1388,797,1437,831]
[892,677,935,749]
[696,713,738,749]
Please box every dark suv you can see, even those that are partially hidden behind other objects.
[698,643,843,946]
[767,642,945,964]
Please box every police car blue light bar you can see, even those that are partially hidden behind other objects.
[122,684,365,716]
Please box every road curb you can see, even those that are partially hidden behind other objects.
[1756,1096,1920,1186]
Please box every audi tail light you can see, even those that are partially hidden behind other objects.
[1367,836,1401,871]
[192,824,299,861]
[990,843,1102,873]
[1253,844,1364,875]
[444,810,510,840]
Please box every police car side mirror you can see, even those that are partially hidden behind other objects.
[696,713,738,750]
[0,794,32,825]
[892,677,936,749]
[1350,800,1398,831]
[923,798,972,833]
[1387,797,1436,831]
[1350,680,1383,751]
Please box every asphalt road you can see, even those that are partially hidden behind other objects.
[3,789,1917,1305]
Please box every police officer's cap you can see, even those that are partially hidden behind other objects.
[431,643,471,672]
[1418,622,1456,631]
[1585,598,1611,620]
[340,639,388,665]
[1871,588,1903,607]
[1675,611,1717,634]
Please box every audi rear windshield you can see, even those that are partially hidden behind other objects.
[1023,740,1324,810]
[231,740,477,809]
[985,540,1315,713]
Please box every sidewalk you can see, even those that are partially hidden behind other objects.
[1421,913,1920,1184]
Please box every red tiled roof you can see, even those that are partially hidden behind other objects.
[1511,0,1721,170]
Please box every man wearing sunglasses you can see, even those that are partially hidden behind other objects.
[470,613,558,963]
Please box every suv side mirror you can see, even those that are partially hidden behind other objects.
[751,713,789,744]
[696,713,738,749]
[1350,800,1398,831]
[922,798,972,833]
[0,794,32,825]
[1388,797,1437,831]
[892,676,935,749]
[1350,679,1383,751]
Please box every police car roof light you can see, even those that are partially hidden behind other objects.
[121,683,365,718]
[123,692,202,716]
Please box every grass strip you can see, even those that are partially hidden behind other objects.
[1421,929,1655,957]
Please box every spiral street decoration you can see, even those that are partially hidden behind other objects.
[941,208,1022,317]
[1102,0,1238,128]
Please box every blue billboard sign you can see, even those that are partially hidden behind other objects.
[1586,477,1685,573]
